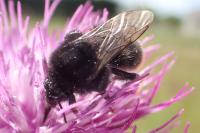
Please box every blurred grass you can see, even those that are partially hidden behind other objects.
[43,16,200,132]
[135,25,200,133]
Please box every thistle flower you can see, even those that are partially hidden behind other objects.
[0,0,193,133]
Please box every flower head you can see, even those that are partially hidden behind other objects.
[0,0,193,132]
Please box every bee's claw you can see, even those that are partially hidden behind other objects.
[71,108,78,114]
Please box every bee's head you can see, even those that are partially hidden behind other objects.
[43,76,67,106]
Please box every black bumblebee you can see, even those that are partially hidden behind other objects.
[43,10,154,122]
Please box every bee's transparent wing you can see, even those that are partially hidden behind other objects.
[76,10,154,79]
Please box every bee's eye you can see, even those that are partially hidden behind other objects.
[44,78,50,90]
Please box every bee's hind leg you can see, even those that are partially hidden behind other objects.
[111,67,139,80]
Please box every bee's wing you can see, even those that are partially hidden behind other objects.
[76,10,154,79]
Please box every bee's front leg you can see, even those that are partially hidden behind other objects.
[58,102,67,123]
[68,93,78,113]
[68,93,76,105]
[43,105,51,123]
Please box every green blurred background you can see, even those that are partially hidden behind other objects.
[17,0,199,132]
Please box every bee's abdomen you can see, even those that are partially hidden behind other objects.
[110,42,143,70]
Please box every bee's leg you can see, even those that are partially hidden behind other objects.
[68,93,76,105]
[82,67,110,99]
[68,93,78,113]
[111,67,139,80]
[64,30,83,42]
[43,105,51,123]
[58,102,67,123]
[88,67,110,94]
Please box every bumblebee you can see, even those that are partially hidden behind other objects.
[44,10,154,122]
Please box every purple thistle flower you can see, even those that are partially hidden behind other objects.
[0,0,193,133]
